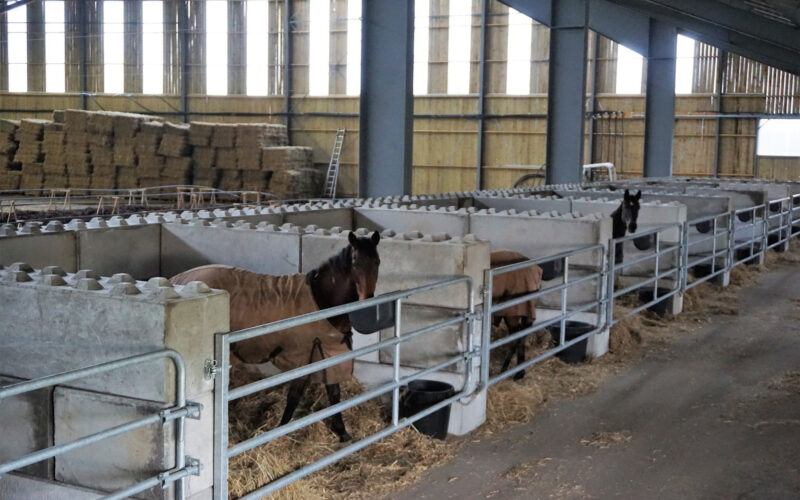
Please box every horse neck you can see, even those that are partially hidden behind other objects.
[308,261,357,334]
[611,205,627,238]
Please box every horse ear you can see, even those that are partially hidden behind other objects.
[348,231,358,246]
[635,190,642,200]
[371,231,380,246]
[624,189,630,200]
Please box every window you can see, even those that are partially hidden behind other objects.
[413,0,429,95]
[104,0,124,93]
[345,0,361,96]
[45,1,65,93]
[142,1,163,94]
[246,0,269,96]
[308,0,330,96]
[7,5,27,92]
[206,0,228,95]
[674,34,695,94]
[615,43,643,94]
[447,0,471,94]
[506,8,532,95]
[758,119,800,157]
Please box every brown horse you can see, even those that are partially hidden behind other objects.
[170,231,381,442]
[490,250,543,381]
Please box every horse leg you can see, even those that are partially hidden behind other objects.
[513,318,533,381]
[279,375,310,426]
[325,383,352,442]
[500,317,517,374]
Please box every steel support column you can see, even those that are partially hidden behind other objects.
[358,0,414,197]
[712,49,726,178]
[643,18,677,178]
[475,0,488,190]
[545,0,589,185]
[283,0,292,142]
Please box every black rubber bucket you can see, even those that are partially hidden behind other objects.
[769,201,782,213]
[768,231,787,252]
[737,211,753,222]
[735,245,761,264]
[633,235,654,251]
[348,300,395,334]
[539,258,565,281]
[400,380,455,440]
[794,224,800,238]
[638,287,671,316]
[694,220,712,234]
[691,263,714,278]
[547,321,594,364]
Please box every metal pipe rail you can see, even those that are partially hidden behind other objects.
[607,223,684,327]
[731,204,767,267]
[683,211,732,291]
[213,276,476,500]
[481,244,607,388]
[0,349,201,500]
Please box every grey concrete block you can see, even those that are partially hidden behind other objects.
[0,473,103,500]
[76,224,161,281]
[53,387,172,500]
[354,207,470,237]
[160,222,301,277]
[283,207,354,230]
[0,376,53,479]
[0,232,77,272]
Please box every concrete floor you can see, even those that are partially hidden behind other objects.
[396,264,800,500]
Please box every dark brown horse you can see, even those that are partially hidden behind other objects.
[611,189,642,264]
[490,250,543,381]
[170,231,381,442]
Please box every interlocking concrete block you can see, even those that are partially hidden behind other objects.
[283,207,354,230]
[76,224,160,280]
[0,473,103,500]
[472,195,571,213]
[354,206,470,236]
[300,230,489,308]
[0,376,53,478]
[160,222,301,277]
[0,269,228,402]
[53,387,172,500]
[0,230,77,271]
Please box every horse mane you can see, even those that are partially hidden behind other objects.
[306,244,352,285]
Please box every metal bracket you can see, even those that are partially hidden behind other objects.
[160,401,203,425]
[185,455,202,476]
[204,359,218,380]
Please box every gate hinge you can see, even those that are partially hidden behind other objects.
[204,359,218,380]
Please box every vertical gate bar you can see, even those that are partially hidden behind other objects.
[480,269,492,388]
[711,216,718,274]
[213,334,230,500]
[727,210,734,270]
[173,353,188,500]
[392,298,403,426]
[559,257,569,346]
[681,221,689,292]
[607,241,616,328]
[654,232,660,298]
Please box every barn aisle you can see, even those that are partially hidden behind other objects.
[396,264,800,499]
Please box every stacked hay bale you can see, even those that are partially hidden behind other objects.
[0,119,21,190]
[87,112,118,190]
[136,120,165,187]
[210,123,240,191]
[15,119,49,195]
[63,110,92,192]
[263,146,319,199]
[112,113,144,189]
[42,122,67,189]
[158,122,192,186]
[189,122,217,186]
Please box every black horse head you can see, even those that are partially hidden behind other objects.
[619,189,642,235]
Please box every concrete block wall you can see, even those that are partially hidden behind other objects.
[0,265,228,499]
[354,206,471,237]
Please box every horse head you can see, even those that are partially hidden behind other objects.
[348,231,381,300]
[620,189,642,234]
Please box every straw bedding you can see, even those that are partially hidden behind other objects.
[227,242,800,499]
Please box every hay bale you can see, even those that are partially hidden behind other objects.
[0,118,20,134]
[87,133,113,147]
[43,158,67,175]
[43,174,68,189]
[242,170,271,191]
[43,130,66,147]
[158,133,191,157]
[116,166,138,188]
[138,121,164,137]
[211,123,237,148]
[0,170,21,190]
[218,169,242,191]
[235,123,289,148]
[191,167,219,187]
[52,110,65,123]
[165,157,192,176]
[113,143,137,167]
[87,111,116,135]
[89,145,114,167]
[262,146,313,172]
[91,164,115,177]
[236,148,262,170]
[13,142,44,164]
[137,154,165,176]
[89,174,116,190]
[112,113,144,139]
[0,132,18,155]
[138,177,163,188]
[18,119,50,139]
[268,168,323,198]
[64,109,90,133]
[20,168,44,194]
[189,122,215,147]
[192,147,216,168]
[216,148,238,169]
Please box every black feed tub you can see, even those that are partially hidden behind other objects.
[638,287,671,316]
[400,380,455,440]
[694,220,712,234]
[540,257,565,281]
[768,231,787,252]
[737,211,753,223]
[547,321,595,364]
[633,234,654,251]
[690,263,714,278]
[348,300,395,334]
[735,244,762,264]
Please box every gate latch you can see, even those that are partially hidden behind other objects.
[204,359,218,380]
